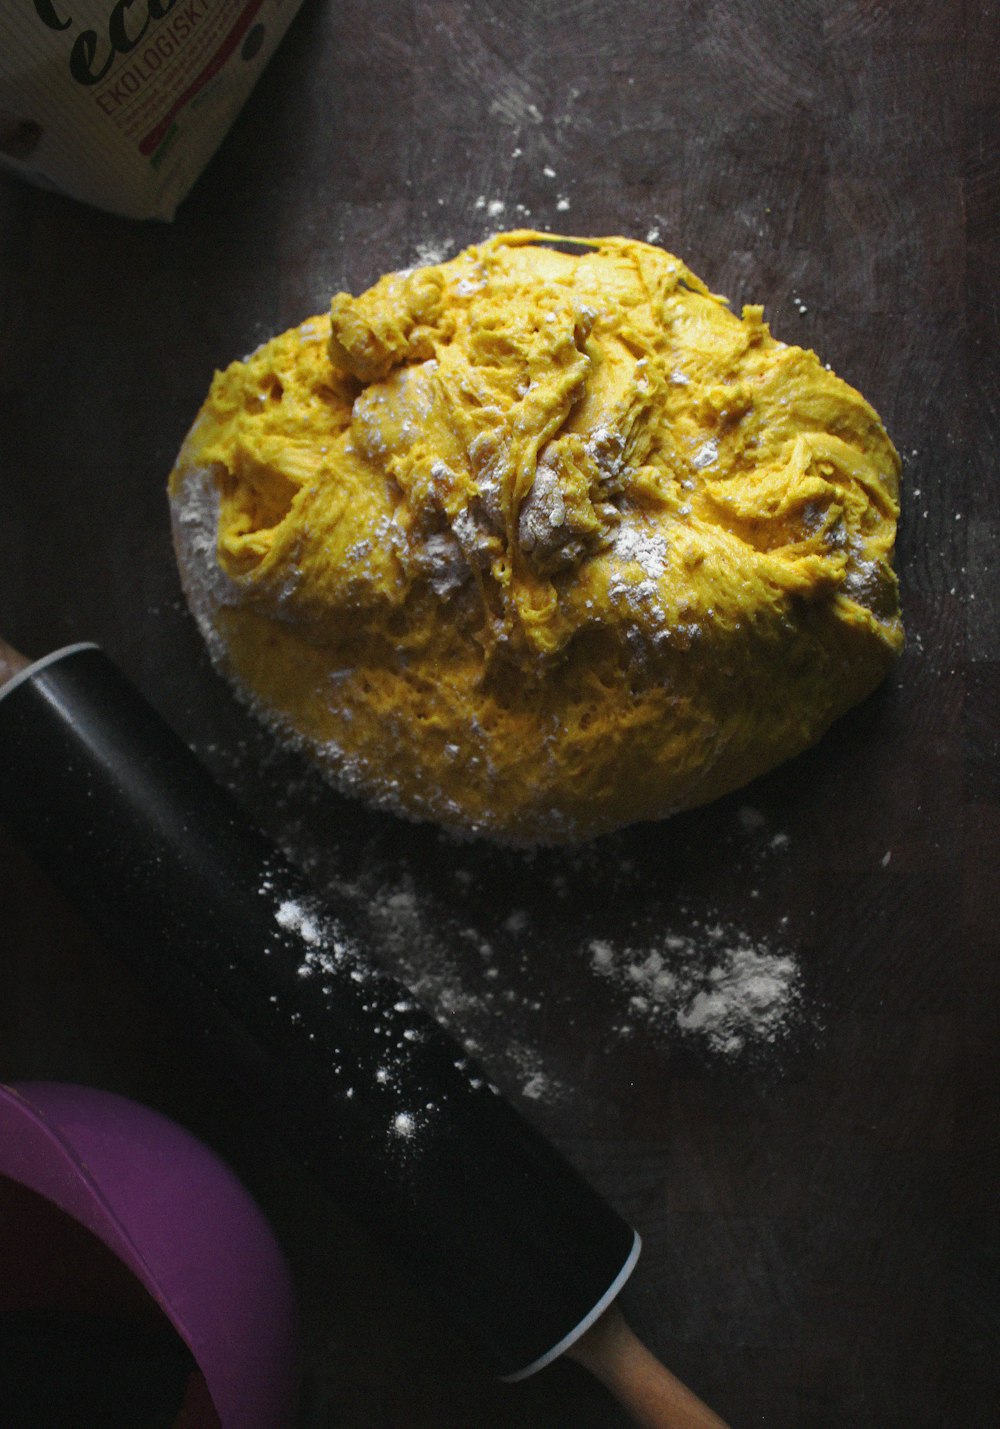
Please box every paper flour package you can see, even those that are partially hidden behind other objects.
[0,0,305,220]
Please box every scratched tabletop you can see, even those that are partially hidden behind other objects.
[2,2,998,1425]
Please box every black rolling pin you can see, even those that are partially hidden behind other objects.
[0,640,727,1428]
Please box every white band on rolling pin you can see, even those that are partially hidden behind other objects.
[0,643,100,706]
[501,1228,643,1383]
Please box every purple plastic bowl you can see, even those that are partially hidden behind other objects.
[0,1081,298,1428]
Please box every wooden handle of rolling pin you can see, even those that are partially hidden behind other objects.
[569,1305,730,1429]
[0,637,29,685]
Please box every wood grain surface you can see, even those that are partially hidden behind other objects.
[1,2,998,1424]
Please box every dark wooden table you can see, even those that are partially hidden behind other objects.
[2,2,998,1424]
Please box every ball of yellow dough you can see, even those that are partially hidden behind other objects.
[168,231,902,845]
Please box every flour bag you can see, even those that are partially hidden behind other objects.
[0,0,305,219]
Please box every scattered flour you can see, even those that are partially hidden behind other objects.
[311,849,806,1103]
[392,1111,417,1138]
[413,239,453,266]
[276,897,324,945]
[590,924,801,1057]
[202,697,808,1116]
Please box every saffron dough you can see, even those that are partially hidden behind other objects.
[168,232,902,844]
